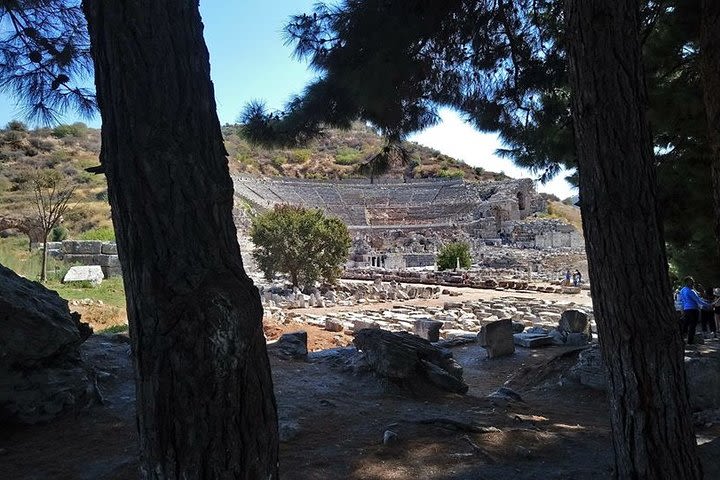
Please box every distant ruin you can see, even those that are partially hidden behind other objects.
[233,176,583,270]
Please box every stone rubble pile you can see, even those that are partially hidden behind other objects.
[260,279,441,310]
[340,270,585,294]
[264,286,594,348]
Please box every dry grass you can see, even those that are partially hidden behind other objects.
[547,201,583,232]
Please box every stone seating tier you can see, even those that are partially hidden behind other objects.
[233,177,536,227]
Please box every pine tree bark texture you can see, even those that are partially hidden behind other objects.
[82,1,279,478]
[565,0,702,478]
[701,0,720,258]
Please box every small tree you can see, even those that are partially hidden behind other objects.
[437,242,471,271]
[251,205,351,287]
[31,170,75,282]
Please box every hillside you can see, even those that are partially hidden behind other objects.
[222,122,508,182]
[0,121,508,237]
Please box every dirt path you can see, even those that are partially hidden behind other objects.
[2,331,718,479]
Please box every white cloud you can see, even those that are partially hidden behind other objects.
[409,108,578,199]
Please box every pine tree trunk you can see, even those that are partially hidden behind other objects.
[701,0,720,257]
[82,1,279,478]
[565,1,702,478]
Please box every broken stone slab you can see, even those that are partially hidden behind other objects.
[63,265,104,285]
[549,328,567,346]
[477,319,515,359]
[565,332,590,347]
[443,301,464,310]
[559,309,589,334]
[513,333,554,348]
[352,319,379,332]
[271,331,308,360]
[325,318,344,332]
[413,319,443,342]
[353,329,468,394]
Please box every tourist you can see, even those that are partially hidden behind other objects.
[678,276,712,344]
[700,286,716,339]
[573,269,582,286]
[564,270,571,286]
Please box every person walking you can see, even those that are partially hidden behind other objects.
[678,276,712,344]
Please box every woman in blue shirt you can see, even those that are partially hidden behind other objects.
[678,276,712,344]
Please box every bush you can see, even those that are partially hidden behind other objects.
[271,155,287,168]
[52,122,88,139]
[51,225,69,241]
[5,120,28,132]
[438,167,464,179]
[290,148,312,164]
[250,205,351,287]
[78,226,115,241]
[334,147,362,165]
[437,242,472,270]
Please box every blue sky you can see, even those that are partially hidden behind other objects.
[0,0,576,198]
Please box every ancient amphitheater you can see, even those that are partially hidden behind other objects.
[233,176,584,271]
[233,176,542,227]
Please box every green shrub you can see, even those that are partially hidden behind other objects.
[52,122,88,139]
[271,155,287,168]
[438,168,464,179]
[437,242,472,270]
[334,147,362,165]
[250,205,351,287]
[51,225,69,241]
[290,148,312,164]
[78,226,115,241]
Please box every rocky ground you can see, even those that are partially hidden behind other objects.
[3,300,720,479]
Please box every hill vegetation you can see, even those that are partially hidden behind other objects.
[0,121,508,239]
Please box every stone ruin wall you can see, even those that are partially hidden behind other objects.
[232,175,584,272]
[43,240,121,278]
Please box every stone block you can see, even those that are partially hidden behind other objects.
[325,318,344,332]
[513,333,553,348]
[45,242,63,251]
[101,242,118,255]
[685,356,720,411]
[565,332,590,346]
[413,319,443,342]
[352,319,378,332]
[63,254,96,265]
[95,255,120,267]
[62,240,102,254]
[477,319,515,358]
[559,309,589,333]
[62,265,104,285]
[275,331,308,359]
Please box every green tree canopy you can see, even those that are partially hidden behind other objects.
[242,0,718,285]
[437,242,471,271]
[250,204,351,287]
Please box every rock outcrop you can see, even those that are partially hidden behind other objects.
[0,263,94,424]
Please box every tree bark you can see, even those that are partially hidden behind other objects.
[565,1,702,478]
[82,2,279,479]
[701,0,720,258]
